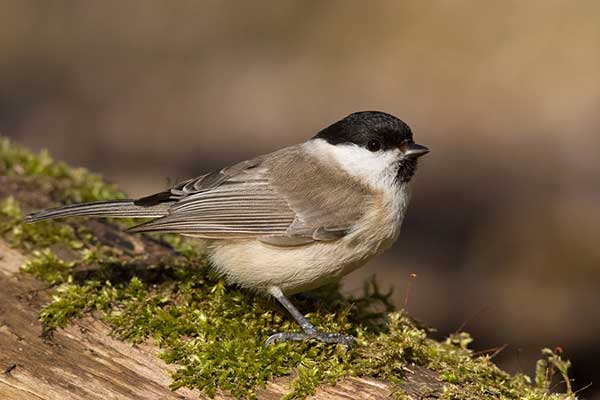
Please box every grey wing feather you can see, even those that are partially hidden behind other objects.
[257,227,347,247]
[129,147,368,246]
[129,163,296,238]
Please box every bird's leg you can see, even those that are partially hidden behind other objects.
[264,286,356,347]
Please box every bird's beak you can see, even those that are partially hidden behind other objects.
[401,142,430,159]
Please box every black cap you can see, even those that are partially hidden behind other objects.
[313,111,414,151]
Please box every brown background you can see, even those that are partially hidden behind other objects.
[2,1,599,397]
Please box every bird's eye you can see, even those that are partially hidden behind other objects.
[366,140,381,152]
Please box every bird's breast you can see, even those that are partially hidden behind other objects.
[342,183,411,262]
[208,184,411,294]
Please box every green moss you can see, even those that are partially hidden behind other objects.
[0,137,576,399]
[0,137,124,204]
[22,248,76,285]
[0,196,85,250]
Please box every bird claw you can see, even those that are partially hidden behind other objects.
[264,331,356,347]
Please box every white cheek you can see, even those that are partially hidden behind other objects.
[305,139,400,190]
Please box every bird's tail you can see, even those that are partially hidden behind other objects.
[24,200,169,223]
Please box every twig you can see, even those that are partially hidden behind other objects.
[402,272,417,309]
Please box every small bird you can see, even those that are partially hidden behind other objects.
[25,111,429,346]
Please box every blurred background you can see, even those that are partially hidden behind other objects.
[1,0,599,396]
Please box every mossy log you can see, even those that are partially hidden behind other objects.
[0,219,438,400]
[0,139,574,399]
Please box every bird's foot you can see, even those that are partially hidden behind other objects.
[264,331,356,347]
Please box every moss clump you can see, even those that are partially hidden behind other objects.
[0,137,124,204]
[0,196,87,250]
[0,137,577,399]
[22,248,77,285]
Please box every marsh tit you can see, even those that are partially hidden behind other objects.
[26,111,429,346]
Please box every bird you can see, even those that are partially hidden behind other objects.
[25,111,429,346]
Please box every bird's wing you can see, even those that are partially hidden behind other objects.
[128,147,369,246]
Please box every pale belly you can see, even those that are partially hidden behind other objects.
[207,192,408,294]
[208,239,365,294]
[209,240,372,294]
